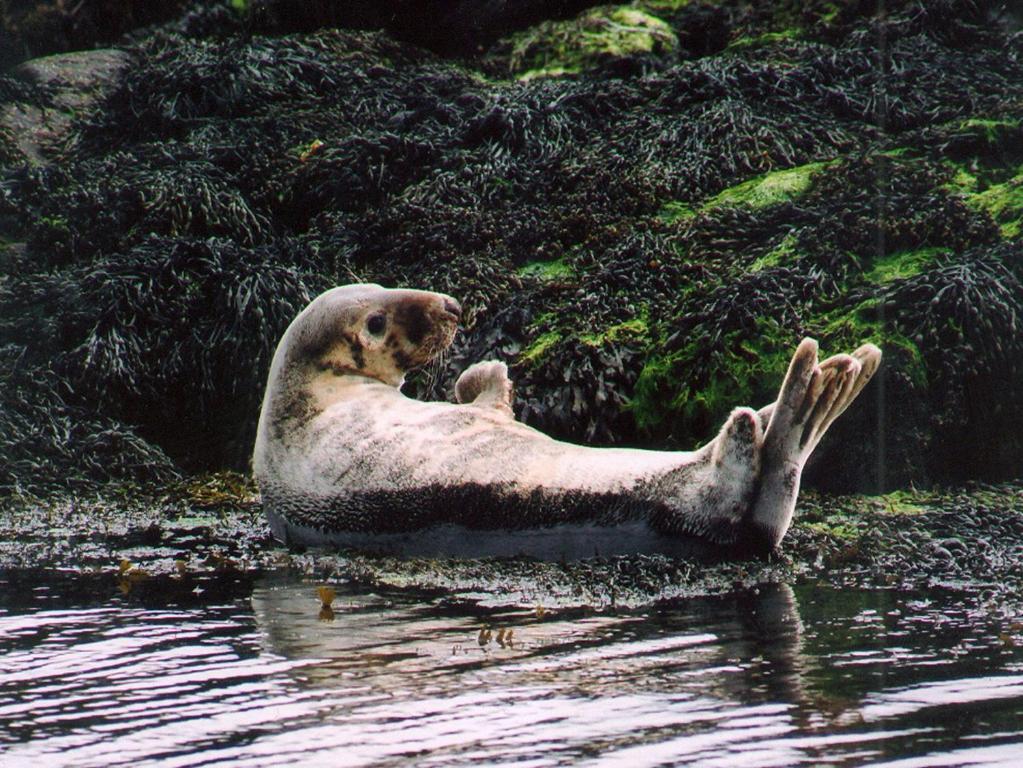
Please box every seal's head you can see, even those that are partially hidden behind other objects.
[255,284,462,473]
[281,283,461,387]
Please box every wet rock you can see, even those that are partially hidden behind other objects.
[2,481,1021,612]
[0,48,129,164]
[0,1,189,68]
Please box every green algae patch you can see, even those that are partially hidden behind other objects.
[501,5,678,80]
[749,232,800,271]
[517,256,574,281]
[864,247,950,284]
[876,490,928,516]
[819,299,928,388]
[519,313,648,368]
[658,200,697,223]
[963,170,1023,239]
[727,29,802,51]
[704,162,830,211]
[803,518,861,541]
[628,350,684,432]
[944,117,1023,238]
[661,161,831,227]
[635,0,692,12]
[947,165,980,193]
[958,118,1021,146]
[629,318,793,436]
[519,329,563,367]
[579,315,649,347]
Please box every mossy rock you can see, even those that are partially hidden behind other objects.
[959,169,1023,239]
[661,160,833,223]
[489,5,679,80]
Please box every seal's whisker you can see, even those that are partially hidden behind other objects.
[425,349,447,398]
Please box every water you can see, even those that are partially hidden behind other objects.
[2,575,1022,767]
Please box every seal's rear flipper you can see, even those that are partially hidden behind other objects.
[746,339,881,549]
[455,360,514,415]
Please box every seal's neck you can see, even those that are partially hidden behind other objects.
[314,360,404,388]
[307,367,403,413]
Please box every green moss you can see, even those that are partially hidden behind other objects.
[947,165,980,193]
[749,232,800,271]
[628,350,680,431]
[727,29,801,51]
[660,161,832,226]
[864,247,949,284]
[820,298,928,388]
[804,519,860,540]
[229,0,250,12]
[876,490,927,516]
[944,116,1023,233]
[958,118,1020,145]
[879,147,914,158]
[705,161,829,211]
[819,3,842,24]
[507,5,678,80]
[629,318,794,434]
[628,285,930,441]
[518,67,577,82]
[658,200,696,223]
[39,214,68,231]
[517,256,574,281]
[634,0,692,12]
[579,316,648,347]
[519,311,647,367]
[519,330,563,366]
[963,170,1023,239]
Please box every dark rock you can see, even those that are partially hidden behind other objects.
[0,48,129,164]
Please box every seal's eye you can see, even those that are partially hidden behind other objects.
[366,313,387,336]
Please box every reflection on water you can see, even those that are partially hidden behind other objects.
[1,575,1021,766]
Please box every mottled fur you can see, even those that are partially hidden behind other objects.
[254,284,881,558]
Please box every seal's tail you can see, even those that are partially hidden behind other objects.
[747,338,881,549]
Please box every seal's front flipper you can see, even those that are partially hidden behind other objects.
[711,407,762,478]
[745,339,880,550]
[455,360,514,416]
[708,407,763,522]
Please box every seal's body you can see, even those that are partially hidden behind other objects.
[254,284,880,558]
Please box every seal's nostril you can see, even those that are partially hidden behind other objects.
[443,298,462,319]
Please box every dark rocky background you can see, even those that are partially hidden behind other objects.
[1,0,1022,498]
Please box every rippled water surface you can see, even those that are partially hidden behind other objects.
[2,575,1022,767]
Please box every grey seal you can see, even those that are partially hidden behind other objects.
[253,284,880,559]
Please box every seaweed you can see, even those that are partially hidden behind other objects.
[60,236,323,468]
[880,246,1023,480]
[0,344,180,495]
